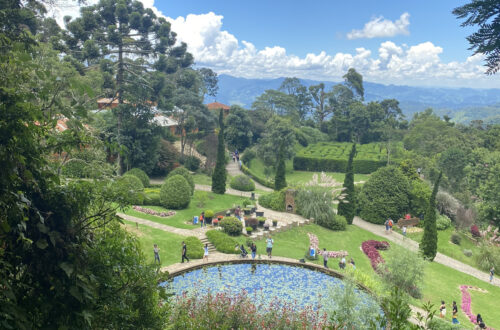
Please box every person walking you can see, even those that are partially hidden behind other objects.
[203,243,209,262]
[200,211,205,228]
[452,301,459,324]
[490,267,494,282]
[153,244,161,265]
[388,218,393,233]
[266,236,274,258]
[439,300,446,318]
[251,243,257,259]
[322,248,328,268]
[181,241,189,263]
[384,219,389,233]
[235,206,241,221]
[402,225,407,237]
[232,152,236,162]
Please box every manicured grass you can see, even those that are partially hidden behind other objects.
[192,173,213,185]
[247,157,370,185]
[234,224,499,328]
[122,221,187,266]
[401,227,480,269]
[124,191,248,229]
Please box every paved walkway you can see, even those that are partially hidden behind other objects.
[226,160,273,192]
[353,216,500,287]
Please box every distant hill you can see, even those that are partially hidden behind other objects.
[211,74,500,124]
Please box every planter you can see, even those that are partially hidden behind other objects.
[256,211,264,217]
[264,224,270,231]
[272,220,278,227]
[205,217,213,225]
[258,220,265,228]
[213,219,219,227]
[243,208,252,216]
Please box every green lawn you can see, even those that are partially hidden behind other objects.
[234,224,499,328]
[122,221,188,266]
[192,173,213,185]
[247,157,370,186]
[124,191,248,229]
[399,227,480,269]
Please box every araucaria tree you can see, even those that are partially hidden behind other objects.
[275,144,287,190]
[212,109,226,194]
[420,172,442,261]
[63,0,192,173]
[338,143,356,224]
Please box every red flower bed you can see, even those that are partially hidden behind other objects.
[361,240,389,271]
[470,225,481,238]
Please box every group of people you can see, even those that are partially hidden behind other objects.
[384,218,394,233]
[439,300,487,328]
[232,149,242,169]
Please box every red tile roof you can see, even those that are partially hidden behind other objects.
[207,102,230,110]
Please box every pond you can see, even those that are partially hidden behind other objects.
[162,262,382,323]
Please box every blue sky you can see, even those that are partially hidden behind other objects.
[52,0,499,88]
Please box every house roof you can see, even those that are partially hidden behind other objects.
[207,102,230,110]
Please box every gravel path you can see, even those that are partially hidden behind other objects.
[353,216,500,287]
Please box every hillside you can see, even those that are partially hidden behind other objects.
[212,74,500,124]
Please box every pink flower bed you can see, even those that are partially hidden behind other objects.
[307,233,348,258]
[460,285,476,323]
[361,240,389,271]
[132,206,175,218]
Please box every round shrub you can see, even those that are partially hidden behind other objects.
[115,174,144,205]
[451,233,461,245]
[183,155,201,171]
[124,168,150,187]
[230,175,255,191]
[358,166,411,224]
[167,167,194,195]
[436,213,452,230]
[220,216,243,236]
[160,175,191,209]
[185,236,204,259]
[204,210,215,218]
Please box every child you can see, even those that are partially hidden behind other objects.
[203,243,209,262]
[439,300,446,318]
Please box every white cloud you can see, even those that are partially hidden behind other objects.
[347,13,410,40]
[48,2,498,88]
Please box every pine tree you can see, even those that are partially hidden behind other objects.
[274,144,287,190]
[420,172,442,261]
[212,109,226,194]
[338,143,356,224]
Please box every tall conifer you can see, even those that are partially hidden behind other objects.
[338,143,356,224]
[212,109,226,194]
[274,144,287,191]
[420,172,442,261]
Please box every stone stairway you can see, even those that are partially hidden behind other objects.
[200,236,217,253]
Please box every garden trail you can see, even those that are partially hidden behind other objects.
[353,216,500,287]
[226,160,273,192]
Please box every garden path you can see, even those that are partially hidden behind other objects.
[226,160,273,192]
[353,216,500,287]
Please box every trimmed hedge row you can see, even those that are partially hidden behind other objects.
[293,156,386,174]
[240,164,274,189]
[206,230,239,254]
[185,236,204,259]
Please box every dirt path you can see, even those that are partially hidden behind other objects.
[353,216,500,287]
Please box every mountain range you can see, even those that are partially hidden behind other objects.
[211,74,500,124]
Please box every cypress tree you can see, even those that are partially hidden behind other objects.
[274,144,287,191]
[420,172,442,261]
[338,143,356,224]
[212,109,226,194]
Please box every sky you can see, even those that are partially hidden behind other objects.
[48,0,500,88]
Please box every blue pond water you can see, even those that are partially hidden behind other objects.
[162,263,379,315]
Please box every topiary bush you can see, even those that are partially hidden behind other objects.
[220,216,243,236]
[124,168,150,187]
[160,175,191,209]
[206,230,239,254]
[230,175,255,191]
[115,174,144,205]
[167,167,195,195]
[185,236,204,259]
[358,166,411,224]
[183,155,201,171]
[450,233,461,245]
[436,213,452,230]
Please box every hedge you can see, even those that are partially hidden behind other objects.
[258,189,286,212]
[293,156,386,174]
[230,175,255,191]
[240,164,274,189]
[206,230,239,254]
[185,236,204,259]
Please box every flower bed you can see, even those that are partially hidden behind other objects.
[132,205,175,217]
[459,285,491,326]
[361,240,390,271]
[308,233,348,258]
